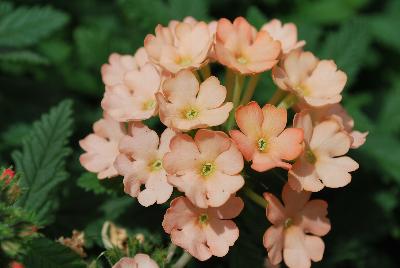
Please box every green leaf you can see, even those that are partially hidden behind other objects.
[0,5,69,48]
[319,19,371,86]
[168,0,209,21]
[23,238,85,268]
[12,100,73,225]
[0,50,49,65]
[246,6,267,29]
[77,172,115,195]
[377,79,400,133]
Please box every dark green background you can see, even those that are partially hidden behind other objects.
[1,0,399,267]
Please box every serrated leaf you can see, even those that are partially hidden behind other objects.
[319,19,371,86]
[77,172,115,195]
[12,100,73,225]
[23,238,85,268]
[0,50,49,64]
[0,5,69,48]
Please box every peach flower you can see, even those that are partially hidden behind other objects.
[288,112,359,192]
[163,129,244,208]
[162,196,243,261]
[101,48,149,90]
[156,70,232,131]
[230,102,303,172]
[79,113,126,179]
[261,19,305,54]
[101,63,160,122]
[263,183,331,268]
[215,17,281,74]
[112,254,159,268]
[114,123,175,207]
[272,50,347,107]
[308,104,367,149]
[144,20,212,73]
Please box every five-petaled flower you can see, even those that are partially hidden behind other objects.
[288,112,359,192]
[115,123,176,207]
[230,102,304,172]
[163,196,243,261]
[163,129,244,208]
[263,183,331,268]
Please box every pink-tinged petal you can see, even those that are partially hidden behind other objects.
[144,34,162,63]
[178,22,211,62]
[159,45,184,73]
[229,130,256,161]
[197,76,227,109]
[282,183,311,214]
[263,193,285,224]
[210,196,244,219]
[300,200,331,236]
[316,156,358,188]
[94,114,126,140]
[281,51,318,89]
[157,128,177,156]
[194,129,231,161]
[215,142,244,175]
[288,157,323,192]
[119,124,159,160]
[206,172,244,207]
[350,130,368,149]
[137,171,173,206]
[168,171,208,208]
[310,120,346,152]
[123,175,142,198]
[235,101,263,139]
[101,54,136,88]
[283,227,312,268]
[162,70,199,105]
[162,197,198,234]
[263,225,284,265]
[233,17,254,46]
[216,18,235,43]
[251,151,292,172]
[273,128,304,160]
[125,63,160,94]
[293,112,313,143]
[205,218,239,257]
[163,134,200,174]
[261,104,287,137]
[304,235,325,262]
[112,254,159,268]
[198,102,233,127]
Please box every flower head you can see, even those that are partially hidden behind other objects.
[79,113,126,179]
[1,168,15,185]
[163,129,244,208]
[115,123,175,207]
[156,70,232,131]
[162,196,243,261]
[58,230,86,257]
[307,104,367,149]
[230,102,303,172]
[263,183,331,268]
[261,19,305,54]
[144,20,212,73]
[215,17,281,74]
[112,254,159,268]
[288,112,359,192]
[101,48,149,90]
[272,50,347,107]
[102,63,161,122]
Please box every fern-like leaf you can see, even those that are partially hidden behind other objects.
[12,100,73,225]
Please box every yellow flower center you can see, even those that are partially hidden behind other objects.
[236,56,248,65]
[198,213,209,225]
[257,138,268,152]
[177,57,192,67]
[142,99,156,111]
[284,218,293,229]
[150,159,163,172]
[183,107,199,120]
[295,84,311,97]
[305,149,317,164]
[200,162,216,177]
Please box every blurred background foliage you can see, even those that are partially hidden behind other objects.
[0,0,400,267]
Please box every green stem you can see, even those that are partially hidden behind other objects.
[166,243,177,263]
[172,252,192,268]
[225,68,235,101]
[225,74,244,131]
[240,74,260,105]
[199,64,211,80]
[277,93,298,109]
[268,89,287,106]
[194,71,201,82]
[243,186,268,208]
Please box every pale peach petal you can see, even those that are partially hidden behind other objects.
[125,63,160,94]
[300,200,331,236]
[251,151,292,172]
[162,70,199,105]
[263,193,285,224]
[112,254,159,268]
[229,130,256,161]
[283,227,312,268]
[273,128,304,160]
[263,225,284,265]
[206,172,244,207]
[350,130,368,149]
[293,112,313,143]
[235,101,263,139]
[215,142,244,175]
[198,103,233,127]
[304,235,325,262]
[210,196,244,219]
[195,129,231,161]
[197,76,227,109]
[309,120,343,150]
[123,175,142,198]
[138,171,173,206]
[282,183,311,214]
[162,197,198,234]
[157,128,177,156]
[261,104,287,137]
[205,218,239,257]
[316,156,358,188]
[288,157,323,192]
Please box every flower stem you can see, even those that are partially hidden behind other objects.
[243,186,268,208]
[268,89,286,106]
[172,252,192,268]
[225,68,235,101]
[166,243,177,263]
[194,71,202,82]
[199,64,211,80]
[277,94,297,109]
[240,74,260,105]
[225,73,244,131]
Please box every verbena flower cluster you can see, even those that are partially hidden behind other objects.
[79,16,367,268]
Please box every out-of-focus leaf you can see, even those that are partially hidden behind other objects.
[0,50,49,65]
[74,27,109,68]
[77,172,116,196]
[0,6,69,48]
[246,6,267,29]
[377,79,400,133]
[168,0,209,20]
[12,100,73,225]
[1,123,30,148]
[24,238,85,268]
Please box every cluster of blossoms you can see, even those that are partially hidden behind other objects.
[80,16,366,267]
